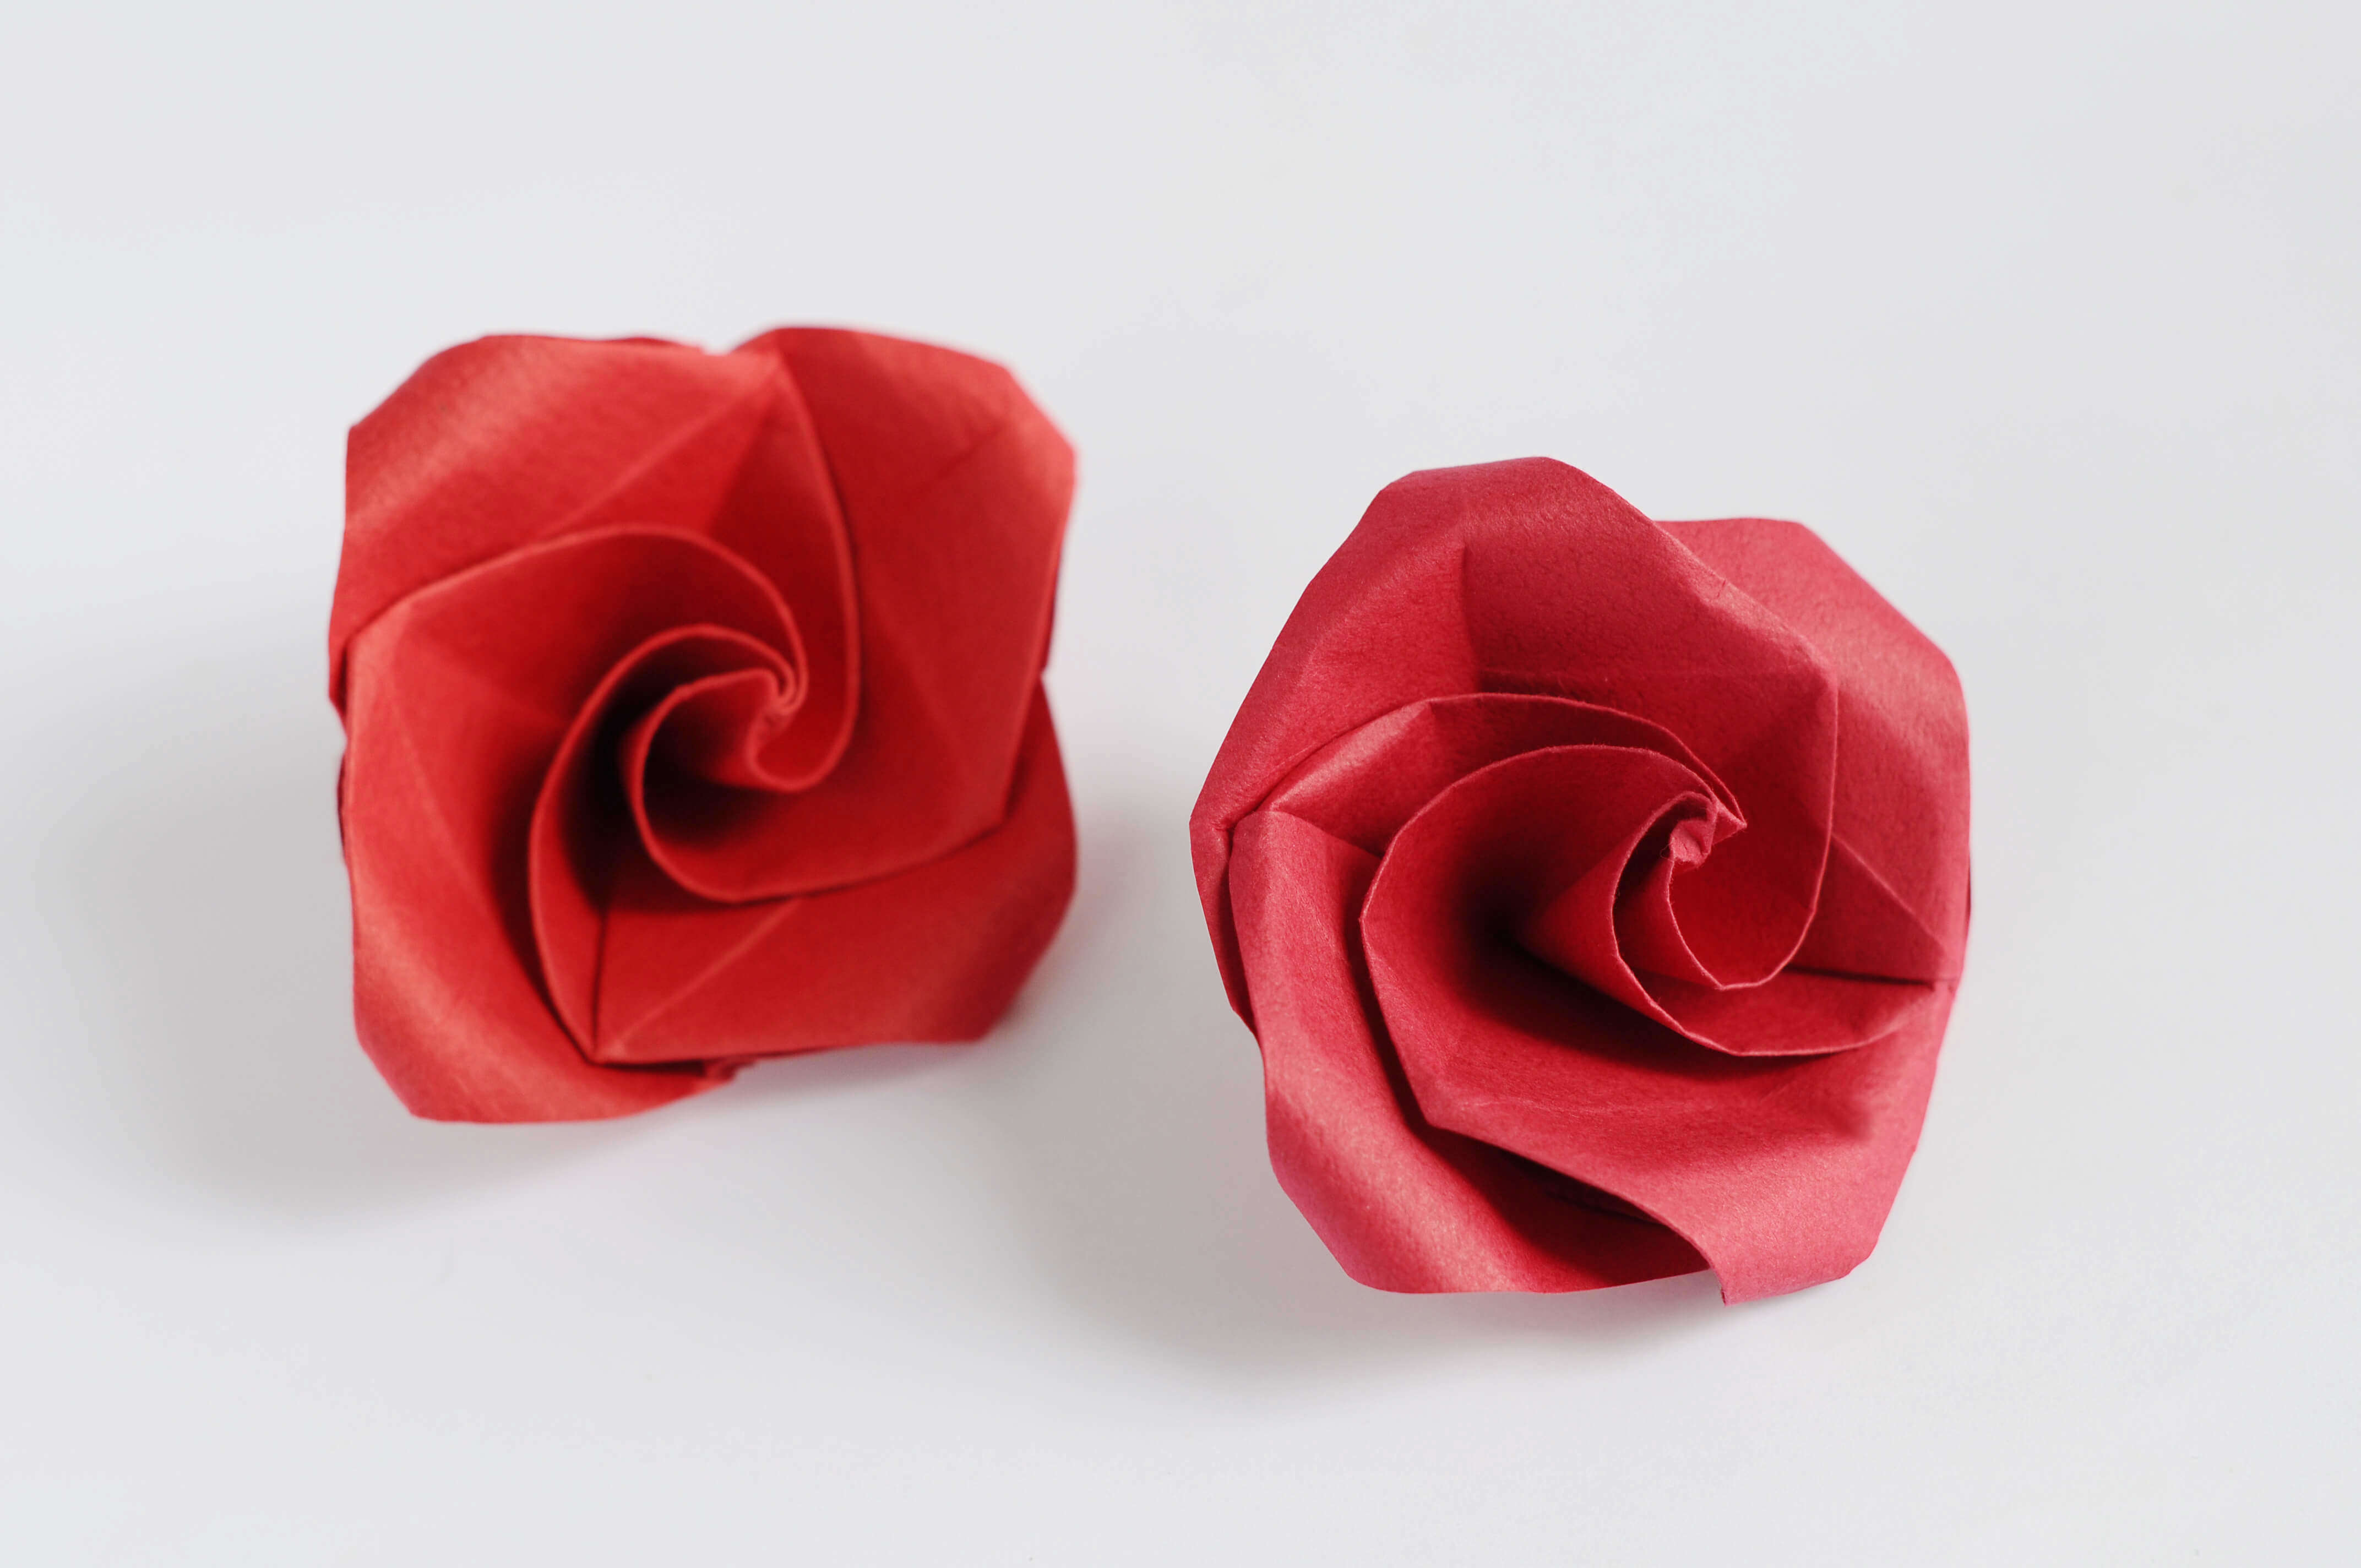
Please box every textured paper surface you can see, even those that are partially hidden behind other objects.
[1192,459,1970,1301]
[330,329,1076,1121]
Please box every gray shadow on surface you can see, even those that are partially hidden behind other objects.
[30,634,630,1214]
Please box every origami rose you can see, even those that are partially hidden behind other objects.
[330,329,1075,1121]
[1192,460,1969,1301]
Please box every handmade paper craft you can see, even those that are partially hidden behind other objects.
[1192,460,1970,1301]
[330,329,1076,1121]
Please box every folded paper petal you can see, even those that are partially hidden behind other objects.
[341,578,728,1120]
[1660,517,1970,979]
[1260,693,1739,856]
[677,329,1070,899]
[1375,904,1949,1302]
[1232,809,1706,1291]
[584,691,1074,1062]
[334,336,786,709]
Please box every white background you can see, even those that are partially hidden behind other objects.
[4,2,2355,1561]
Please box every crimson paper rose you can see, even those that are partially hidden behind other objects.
[1192,460,1968,1301]
[330,329,1075,1121]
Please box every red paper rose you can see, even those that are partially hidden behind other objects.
[1192,460,1969,1301]
[329,329,1075,1121]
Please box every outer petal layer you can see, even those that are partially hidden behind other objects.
[340,563,730,1121]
